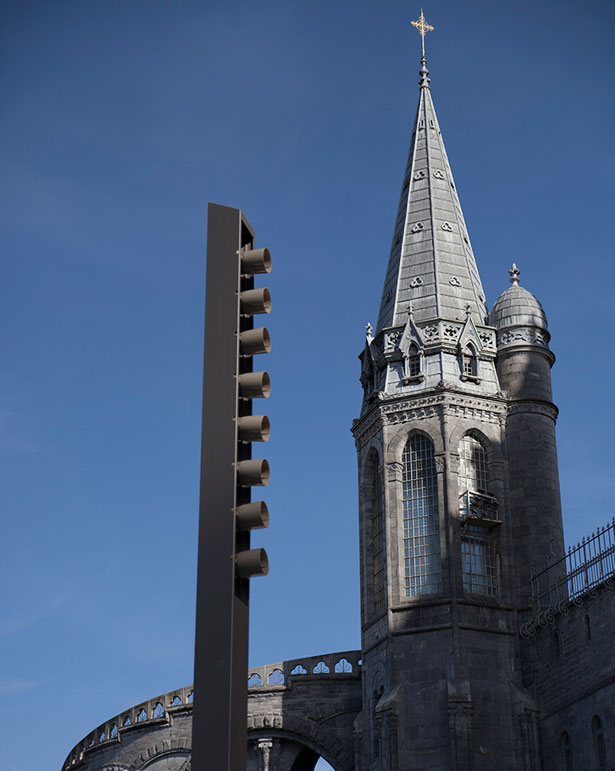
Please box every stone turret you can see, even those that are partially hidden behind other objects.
[491,264,564,602]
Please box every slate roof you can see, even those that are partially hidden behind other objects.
[490,283,548,330]
[376,59,489,332]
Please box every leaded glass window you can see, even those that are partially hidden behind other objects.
[402,435,441,596]
[459,434,489,493]
[371,453,386,612]
[459,434,497,596]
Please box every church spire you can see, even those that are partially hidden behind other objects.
[375,19,488,333]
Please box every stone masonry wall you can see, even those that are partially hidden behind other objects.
[523,586,615,770]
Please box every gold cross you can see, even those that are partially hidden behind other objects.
[410,10,434,59]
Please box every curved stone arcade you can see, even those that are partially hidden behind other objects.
[62,651,362,771]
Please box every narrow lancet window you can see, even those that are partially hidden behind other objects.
[461,345,478,380]
[370,453,386,612]
[407,344,420,377]
[402,435,442,596]
[561,731,573,771]
[591,715,606,770]
[459,434,497,596]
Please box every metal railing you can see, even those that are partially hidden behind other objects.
[521,518,615,638]
[459,490,500,527]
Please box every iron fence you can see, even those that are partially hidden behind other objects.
[521,517,615,638]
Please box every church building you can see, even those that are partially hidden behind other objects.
[61,16,615,771]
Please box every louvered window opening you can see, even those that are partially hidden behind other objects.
[402,435,442,596]
[459,435,497,596]
[372,457,386,612]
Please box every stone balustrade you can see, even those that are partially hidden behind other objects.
[246,649,361,688]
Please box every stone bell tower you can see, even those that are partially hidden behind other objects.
[351,19,564,769]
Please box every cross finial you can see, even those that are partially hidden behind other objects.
[508,263,520,285]
[407,303,414,317]
[411,10,434,60]
[365,322,373,339]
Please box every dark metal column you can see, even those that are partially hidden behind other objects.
[191,203,254,771]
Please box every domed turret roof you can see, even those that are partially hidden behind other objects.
[490,264,548,330]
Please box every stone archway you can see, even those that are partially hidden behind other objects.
[248,730,347,771]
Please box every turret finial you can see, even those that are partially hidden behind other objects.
[365,322,373,339]
[407,303,414,317]
[411,11,434,88]
[509,263,520,285]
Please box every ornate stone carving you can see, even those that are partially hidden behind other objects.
[410,276,424,287]
[449,276,461,287]
[423,324,438,340]
[443,324,459,339]
[411,222,425,233]
[257,739,274,771]
[441,222,453,232]
[384,405,439,425]
[479,331,494,346]
[384,330,402,352]
[386,461,403,482]
[433,169,445,179]
[413,170,426,180]
[497,328,548,348]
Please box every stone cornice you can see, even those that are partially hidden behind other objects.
[507,399,559,420]
[352,389,507,445]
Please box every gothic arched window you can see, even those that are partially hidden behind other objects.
[402,434,442,596]
[369,452,386,612]
[459,434,497,596]
[591,715,606,770]
[560,731,573,771]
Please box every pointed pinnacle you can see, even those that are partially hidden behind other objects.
[509,263,520,285]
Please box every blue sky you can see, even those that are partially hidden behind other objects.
[1,1,614,769]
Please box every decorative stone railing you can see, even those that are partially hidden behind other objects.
[62,650,361,769]
[62,685,194,769]
[246,649,361,689]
